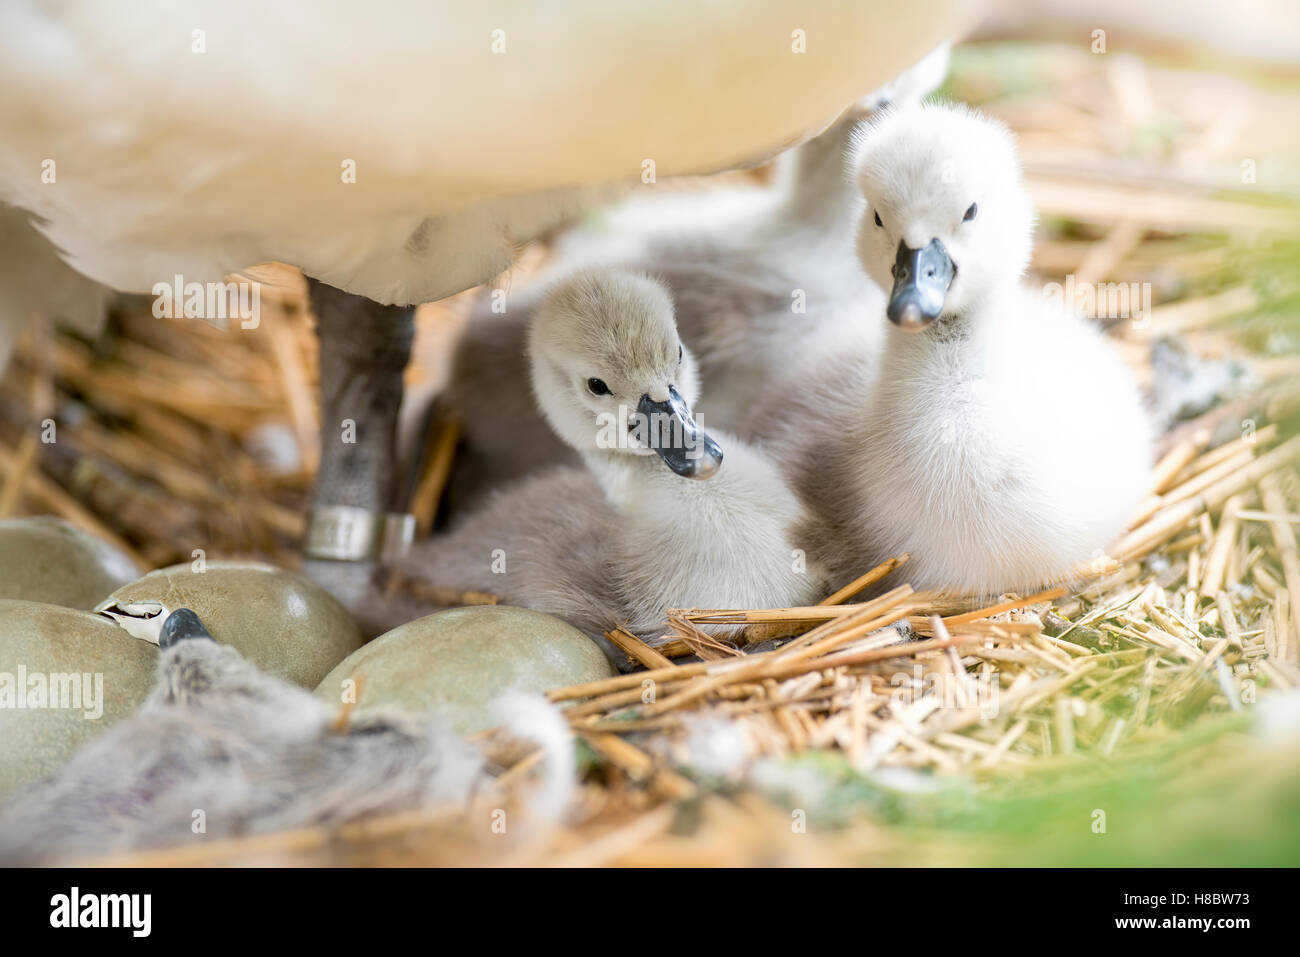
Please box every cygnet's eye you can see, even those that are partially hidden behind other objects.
[873,209,883,228]
[587,378,612,397]
[963,202,978,222]
[677,345,683,364]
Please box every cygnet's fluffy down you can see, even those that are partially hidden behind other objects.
[0,628,482,865]
[608,436,819,632]
[393,466,623,643]
[782,103,1152,596]
[396,269,828,653]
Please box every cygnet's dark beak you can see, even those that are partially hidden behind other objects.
[159,608,215,648]
[887,238,954,331]
[634,386,723,480]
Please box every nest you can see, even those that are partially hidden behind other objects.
[2,32,1299,865]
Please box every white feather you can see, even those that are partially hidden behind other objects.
[787,102,1152,595]
[491,692,577,826]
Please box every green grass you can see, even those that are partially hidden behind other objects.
[753,711,1300,866]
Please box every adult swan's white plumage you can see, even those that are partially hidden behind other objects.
[0,1,971,314]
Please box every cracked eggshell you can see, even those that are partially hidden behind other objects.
[97,561,362,688]
[314,605,615,733]
[0,599,157,796]
[0,517,142,610]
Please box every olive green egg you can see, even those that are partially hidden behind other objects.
[97,561,362,688]
[314,605,615,733]
[0,599,157,796]
[0,516,142,610]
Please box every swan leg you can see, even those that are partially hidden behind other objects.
[301,278,416,631]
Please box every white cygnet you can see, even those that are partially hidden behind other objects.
[790,102,1152,596]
